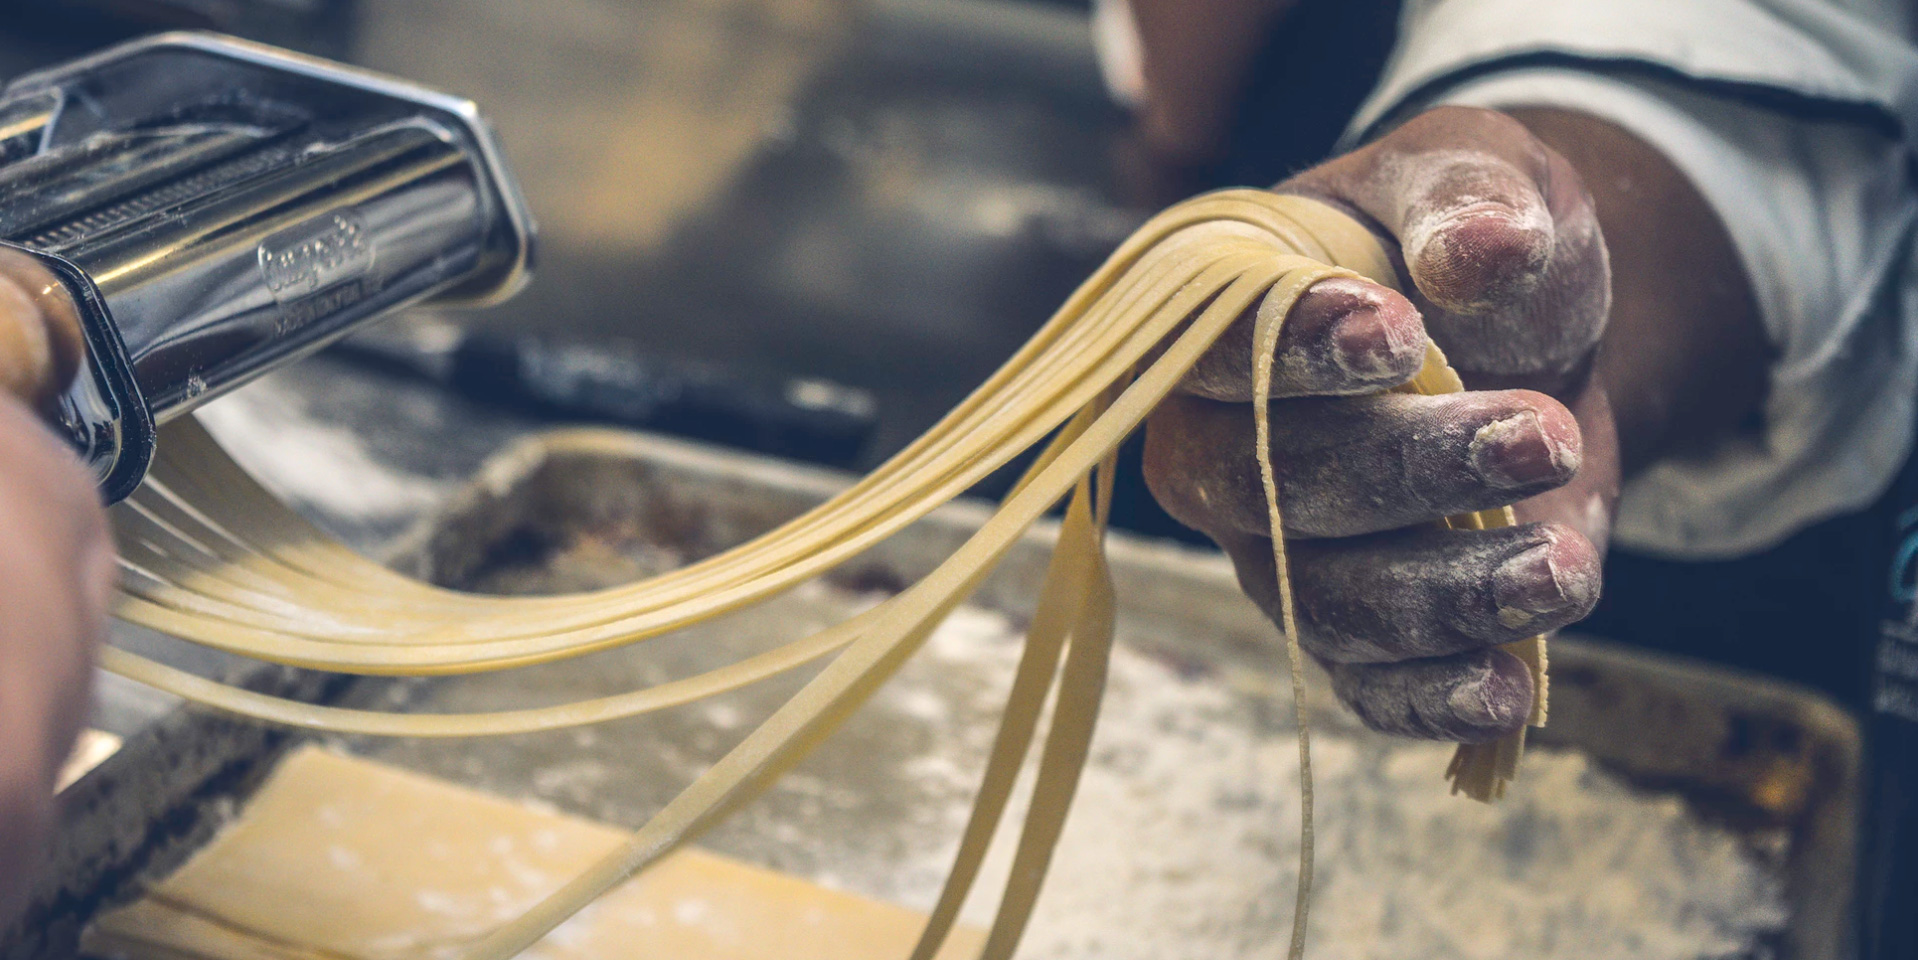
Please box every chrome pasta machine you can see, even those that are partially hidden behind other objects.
[0,32,534,501]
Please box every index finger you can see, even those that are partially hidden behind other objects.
[1175,274,1431,402]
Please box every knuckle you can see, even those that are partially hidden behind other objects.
[1141,410,1227,533]
[1220,535,1283,617]
[1146,398,1283,538]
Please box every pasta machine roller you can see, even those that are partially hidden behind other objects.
[0,31,534,502]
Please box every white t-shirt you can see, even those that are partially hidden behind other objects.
[1347,0,1918,560]
[1098,0,1918,559]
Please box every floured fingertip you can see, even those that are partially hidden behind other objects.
[1282,277,1428,394]
[1405,202,1553,314]
[1445,652,1535,741]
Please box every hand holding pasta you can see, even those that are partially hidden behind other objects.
[1144,107,1614,744]
[90,177,1555,960]
[0,93,1771,956]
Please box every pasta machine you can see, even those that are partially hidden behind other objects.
[0,30,535,501]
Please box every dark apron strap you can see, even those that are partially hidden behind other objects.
[1863,700,1917,960]
[1866,500,1918,959]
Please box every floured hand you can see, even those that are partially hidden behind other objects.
[1145,107,1621,742]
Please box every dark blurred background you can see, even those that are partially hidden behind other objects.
[0,0,1399,540]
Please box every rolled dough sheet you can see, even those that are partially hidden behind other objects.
[82,746,984,960]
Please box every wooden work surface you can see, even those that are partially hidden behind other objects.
[84,747,983,960]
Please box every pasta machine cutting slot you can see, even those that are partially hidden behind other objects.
[0,30,534,502]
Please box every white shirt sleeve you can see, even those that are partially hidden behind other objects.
[1423,69,1918,558]
[1342,0,1918,559]
[1352,0,1918,141]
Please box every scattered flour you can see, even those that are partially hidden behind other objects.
[359,568,1789,960]
[884,607,1789,960]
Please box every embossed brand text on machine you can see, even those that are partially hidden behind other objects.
[257,210,375,303]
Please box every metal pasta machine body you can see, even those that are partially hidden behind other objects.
[0,32,534,501]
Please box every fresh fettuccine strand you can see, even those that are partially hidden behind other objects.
[100,189,1545,960]
[1252,267,1320,960]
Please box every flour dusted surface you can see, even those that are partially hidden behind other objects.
[888,606,1788,960]
[352,577,1786,960]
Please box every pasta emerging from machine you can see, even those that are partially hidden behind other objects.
[103,188,1545,960]
[0,30,1544,960]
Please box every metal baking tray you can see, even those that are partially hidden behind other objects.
[379,430,1863,960]
[21,428,1860,960]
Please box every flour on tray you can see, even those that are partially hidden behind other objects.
[875,605,1789,960]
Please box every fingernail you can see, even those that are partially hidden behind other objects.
[1492,541,1568,625]
[1331,307,1413,382]
[1469,410,1563,489]
[1446,657,1530,736]
[1407,202,1553,313]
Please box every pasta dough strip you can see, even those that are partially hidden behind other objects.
[459,256,1291,960]
[99,190,1547,960]
[122,237,1226,625]
[112,255,1244,667]
[1253,266,1325,960]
